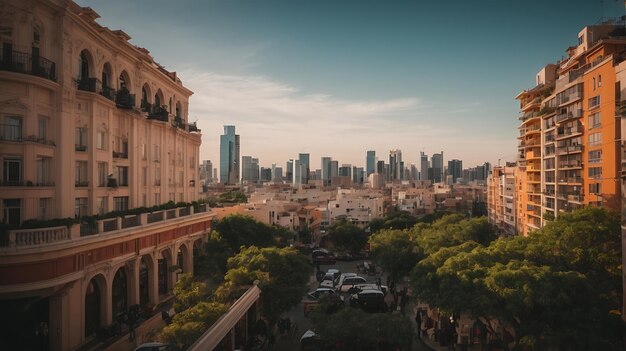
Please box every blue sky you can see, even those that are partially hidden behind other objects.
[78,0,625,170]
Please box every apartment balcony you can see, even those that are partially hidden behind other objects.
[557,177,582,184]
[519,125,541,137]
[558,91,583,106]
[0,180,54,187]
[543,189,556,197]
[0,124,22,141]
[1,204,211,248]
[115,90,135,109]
[521,97,541,112]
[558,160,583,169]
[0,49,56,82]
[518,110,540,121]
[188,122,200,132]
[147,106,169,122]
[75,144,87,152]
[520,140,541,149]
[112,150,128,159]
[173,116,186,130]
[545,176,556,183]
[75,180,89,187]
[557,144,583,155]
[556,109,583,123]
[556,125,583,140]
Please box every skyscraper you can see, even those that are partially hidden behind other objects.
[447,159,462,183]
[241,156,259,183]
[298,153,310,185]
[431,151,444,183]
[321,157,332,186]
[420,152,429,181]
[389,149,402,180]
[220,125,240,184]
[366,150,376,177]
[286,160,293,183]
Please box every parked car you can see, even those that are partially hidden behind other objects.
[336,275,367,293]
[349,289,387,312]
[307,288,342,301]
[312,249,336,265]
[347,283,388,295]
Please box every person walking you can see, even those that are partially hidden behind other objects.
[415,310,422,339]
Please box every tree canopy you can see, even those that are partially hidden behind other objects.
[214,246,312,323]
[368,211,419,234]
[411,208,624,350]
[327,219,368,253]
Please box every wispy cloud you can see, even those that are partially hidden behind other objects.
[180,69,499,167]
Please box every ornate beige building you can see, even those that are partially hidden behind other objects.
[0,1,213,350]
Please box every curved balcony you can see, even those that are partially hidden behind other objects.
[0,49,56,82]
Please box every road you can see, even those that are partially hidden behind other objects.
[274,259,431,350]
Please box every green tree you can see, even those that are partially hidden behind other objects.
[368,211,419,234]
[369,228,423,285]
[161,301,228,350]
[215,246,311,323]
[328,220,368,253]
[172,273,211,312]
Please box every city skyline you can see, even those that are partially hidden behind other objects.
[75,0,626,167]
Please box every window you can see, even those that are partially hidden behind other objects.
[578,35,584,45]
[3,158,22,185]
[178,171,184,187]
[169,192,175,202]
[39,198,50,220]
[75,127,87,150]
[154,193,161,205]
[96,131,106,150]
[593,77,596,91]
[117,166,128,186]
[141,143,147,160]
[142,167,147,186]
[75,197,88,218]
[588,150,602,163]
[113,196,129,211]
[155,167,161,186]
[38,117,48,141]
[588,95,600,109]
[97,196,108,215]
[589,183,601,194]
[36,157,51,185]
[75,161,88,186]
[588,132,602,146]
[114,136,128,155]
[153,145,160,162]
[598,75,602,87]
[98,162,108,187]
[588,167,602,179]
[3,199,21,225]
[2,116,22,141]
[588,112,601,129]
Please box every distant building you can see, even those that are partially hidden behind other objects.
[389,149,403,180]
[241,156,259,183]
[447,159,463,183]
[286,160,293,183]
[431,152,444,183]
[366,150,376,177]
[420,152,429,181]
[321,157,332,186]
[220,125,240,184]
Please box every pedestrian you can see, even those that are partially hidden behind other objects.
[415,311,422,339]
[376,276,382,288]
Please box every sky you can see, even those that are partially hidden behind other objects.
[77,0,625,170]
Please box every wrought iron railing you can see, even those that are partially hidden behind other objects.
[0,49,56,82]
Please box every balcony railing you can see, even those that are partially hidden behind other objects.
[148,106,169,122]
[0,49,56,82]
[75,180,89,187]
[75,144,87,152]
[556,109,583,123]
[557,177,582,184]
[112,151,128,159]
[188,122,200,132]
[557,144,583,155]
[115,89,135,109]
[558,160,582,168]
[556,126,583,138]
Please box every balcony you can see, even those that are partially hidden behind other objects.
[556,125,583,139]
[558,160,582,169]
[557,144,583,155]
[0,180,54,187]
[173,117,185,129]
[112,150,128,159]
[147,106,169,122]
[556,109,583,123]
[75,144,87,152]
[0,49,56,82]
[188,122,200,132]
[115,89,135,109]
[557,177,582,184]
[75,180,89,187]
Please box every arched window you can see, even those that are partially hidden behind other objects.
[85,277,102,337]
[78,50,91,81]
[139,257,150,305]
[101,63,113,99]
[141,84,151,112]
[112,268,128,317]
[175,102,182,119]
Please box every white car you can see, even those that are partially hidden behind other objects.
[348,283,388,295]
[336,275,367,293]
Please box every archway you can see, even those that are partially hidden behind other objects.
[141,83,151,111]
[85,275,105,337]
[154,89,164,110]
[101,62,113,98]
[158,249,172,295]
[139,256,151,306]
[111,267,128,318]
[177,243,190,273]
[78,49,92,81]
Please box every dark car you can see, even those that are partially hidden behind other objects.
[307,288,342,301]
[312,249,336,265]
[349,289,387,312]
[347,283,388,295]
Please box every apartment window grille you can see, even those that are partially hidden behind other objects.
[75,127,87,149]
[588,167,602,179]
[3,199,21,225]
[588,132,602,146]
[588,112,601,129]
[3,158,22,185]
[588,150,602,164]
[98,162,108,187]
[75,161,88,186]
[75,197,88,218]
[117,166,128,186]
[154,167,161,186]
[588,96,600,110]
[113,196,129,211]
[153,145,160,162]
[2,116,23,141]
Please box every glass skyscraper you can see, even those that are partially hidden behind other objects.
[220,125,240,184]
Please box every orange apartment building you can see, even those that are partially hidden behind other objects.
[0,1,215,350]
[498,21,625,236]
